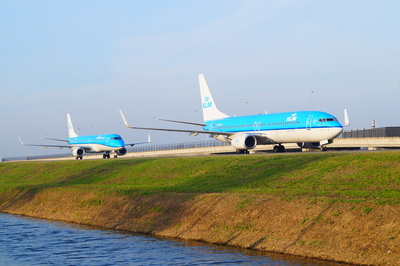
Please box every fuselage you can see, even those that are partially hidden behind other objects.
[67,134,125,153]
[203,111,343,143]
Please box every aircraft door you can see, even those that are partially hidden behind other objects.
[306,115,313,130]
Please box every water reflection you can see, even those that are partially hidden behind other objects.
[0,213,346,265]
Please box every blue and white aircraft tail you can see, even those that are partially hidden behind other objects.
[19,114,150,159]
[120,74,347,153]
[199,74,229,121]
[67,114,78,138]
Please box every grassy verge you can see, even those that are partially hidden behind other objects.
[1,151,400,204]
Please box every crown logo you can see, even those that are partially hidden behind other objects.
[204,96,210,102]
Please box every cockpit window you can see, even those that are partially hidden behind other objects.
[111,137,122,140]
[319,118,337,123]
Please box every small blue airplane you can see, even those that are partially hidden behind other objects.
[19,114,150,159]
[120,74,349,153]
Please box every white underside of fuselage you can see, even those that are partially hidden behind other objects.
[215,127,343,145]
[71,144,123,153]
[262,127,343,143]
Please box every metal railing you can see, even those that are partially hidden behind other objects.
[340,127,400,138]
[2,140,229,162]
[127,139,229,153]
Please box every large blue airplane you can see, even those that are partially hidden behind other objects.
[120,74,349,153]
[19,114,150,159]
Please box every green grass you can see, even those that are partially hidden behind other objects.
[1,151,400,204]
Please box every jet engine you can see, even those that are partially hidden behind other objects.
[72,147,85,157]
[297,142,321,149]
[116,148,127,156]
[297,139,332,150]
[231,134,257,150]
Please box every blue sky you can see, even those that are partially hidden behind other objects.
[1,0,400,159]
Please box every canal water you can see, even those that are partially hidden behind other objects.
[0,213,347,265]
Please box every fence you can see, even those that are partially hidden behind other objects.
[2,139,229,162]
[341,127,400,138]
[127,139,230,153]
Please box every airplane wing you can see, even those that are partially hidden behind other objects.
[119,110,232,137]
[125,134,151,147]
[157,118,206,127]
[44,137,69,143]
[18,137,72,149]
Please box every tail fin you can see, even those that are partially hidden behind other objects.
[67,114,78,138]
[199,74,229,121]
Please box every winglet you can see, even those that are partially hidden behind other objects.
[119,109,133,128]
[18,136,26,146]
[344,109,350,127]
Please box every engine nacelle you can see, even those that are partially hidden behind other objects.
[72,147,85,157]
[297,142,321,149]
[231,134,257,150]
[116,148,127,156]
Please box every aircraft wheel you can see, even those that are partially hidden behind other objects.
[320,146,327,151]
[279,145,285,152]
[273,145,285,153]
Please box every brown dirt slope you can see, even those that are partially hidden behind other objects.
[0,188,399,265]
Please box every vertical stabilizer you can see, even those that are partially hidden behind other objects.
[67,114,78,138]
[199,74,229,121]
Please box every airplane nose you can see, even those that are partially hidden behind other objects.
[332,127,343,138]
[118,140,125,147]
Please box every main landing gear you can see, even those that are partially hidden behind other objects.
[75,156,83,160]
[103,152,118,159]
[273,144,285,153]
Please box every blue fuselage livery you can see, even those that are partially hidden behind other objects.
[204,111,341,134]
[68,134,125,152]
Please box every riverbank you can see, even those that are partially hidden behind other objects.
[1,152,399,265]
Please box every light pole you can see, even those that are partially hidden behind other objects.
[153,117,157,152]
[310,91,314,110]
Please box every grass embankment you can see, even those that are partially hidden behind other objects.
[1,151,399,204]
[1,151,400,265]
